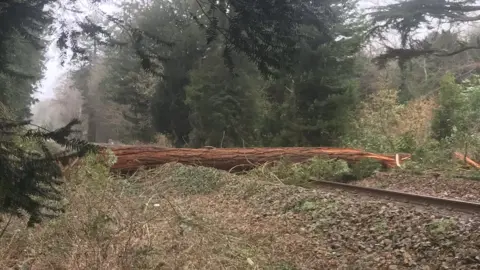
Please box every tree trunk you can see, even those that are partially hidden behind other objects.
[86,39,98,142]
[87,108,96,142]
[96,145,412,172]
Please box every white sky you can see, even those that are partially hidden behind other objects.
[35,40,67,100]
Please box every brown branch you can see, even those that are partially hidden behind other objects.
[444,12,480,22]
[434,45,480,57]
[373,44,480,67]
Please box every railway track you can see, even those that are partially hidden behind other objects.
[310,178,480,214]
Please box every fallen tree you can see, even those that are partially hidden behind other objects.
[92,145,412,172]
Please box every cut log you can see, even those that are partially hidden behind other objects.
[454,152,480,169]
[94,145,412,172]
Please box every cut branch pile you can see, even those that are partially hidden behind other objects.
[94,145,412,172]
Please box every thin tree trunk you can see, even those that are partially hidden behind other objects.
[86,39,98,142]
[423,57,428,82]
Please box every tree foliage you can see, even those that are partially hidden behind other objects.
[85,0,364,148]
[194,0,339,76]
[0,110,96,226]
[258,1,363,146]
[0,4,47,118]
[369,0,480,65]
[186,50,262,147]
[100,47,158,142]
[432,73,480,157]
[0,0,100,226]
[54,0,342,77]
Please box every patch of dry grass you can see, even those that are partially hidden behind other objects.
[1,160,479,269]
[0,154,170,269]
[0,160,280,269]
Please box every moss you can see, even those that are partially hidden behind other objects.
[168,164,224,195]
[427,218,457,235]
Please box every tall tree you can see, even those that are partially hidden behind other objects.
[100,45,158,142]
[144,0,206,146]
[186,49,263,147]
[0,1,49,119]
[77,0,342,78]
[260,0,364,146]
[0,0,101,226]
[193,0,339,76]
[67,0,366,148]
[98,0,203,144]
[0,33,45,119]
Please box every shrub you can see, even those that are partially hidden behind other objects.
[349,158,383,180]
[249,156,381,186]
[0,152,164,269]
[401,140,451,172]
[431,73,463,141]
[167,163,224,194]
[343,87,435,153]
[429,74,480,167]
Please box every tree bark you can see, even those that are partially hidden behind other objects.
[96,145,412,172]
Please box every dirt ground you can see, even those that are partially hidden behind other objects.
[2,163,480,269]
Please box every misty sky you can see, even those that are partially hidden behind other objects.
[34,1,120,101]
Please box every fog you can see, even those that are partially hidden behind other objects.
[31,77,85,132]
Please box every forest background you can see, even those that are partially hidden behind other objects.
[3,0,480,163]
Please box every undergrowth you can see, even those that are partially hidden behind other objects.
[165,163,225,194]
[342,81,480,177]
[0,152,166,269]
[0,150,477,269]
[247,157,383,186]
[0,158,268,269]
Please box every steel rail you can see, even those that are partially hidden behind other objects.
[310,178,480,214]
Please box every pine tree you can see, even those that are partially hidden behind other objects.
[186,49,262,147]
[70,0,340,78]
[99,46,158,143]
[0,1,51,119]
[0,0,101,226]
[0,111,97,226]
[193,0,339,76]
[260,0,363,146]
